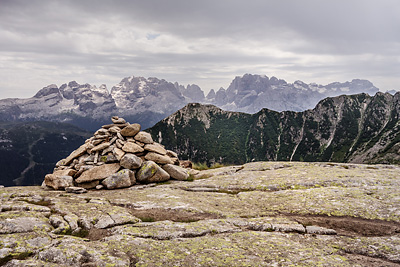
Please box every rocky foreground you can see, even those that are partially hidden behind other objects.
[1,161,400,266]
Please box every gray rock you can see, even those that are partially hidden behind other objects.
[306,226,337,235]
[162,164,190,180]
[0,217,51,234]
[65,186,88,194]
[122,142,144,153]
[145,152,174,165]
[64,214,79,231]
[120,123,141,137]
[144,143,167,155]
[134,131,153,144]
[102,169,136,189]
[75,163,121,183]
[99,154,118,163]
[120,153,143,169]
[136,161,170,183]
[49,214,69,229]
[44,174,73,190]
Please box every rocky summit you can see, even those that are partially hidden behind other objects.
[1,162,400,266]
[43,117,190,192]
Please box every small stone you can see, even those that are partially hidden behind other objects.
[111,116,126,124]
[75,163,121,183]
[120,124,141,137]
[95,184,104,190]
[144,143,167,155]
[91,142,110,153]
[113,147,125,161]
[180,160,193,168]
[65,187,87,194]
[120,153,143,169]
[136,161,170,183]
[53,169,77,177]
[306,226,337,235]
[134,131,153,144]
[99,154,118,163]
[145,152,174,165]
[109,126,121,134]
[76,180,99,189]
[166,150,178,158]
[102,169,136,189]
[162,164,190,180]
[122,142,144,153]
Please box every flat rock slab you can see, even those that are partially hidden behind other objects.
[1,161,400,266]
[75,163,121,183]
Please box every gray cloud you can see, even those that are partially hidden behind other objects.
[0,0,399,98]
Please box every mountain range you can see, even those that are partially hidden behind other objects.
[0,74,382,130]
[148,92,400,166]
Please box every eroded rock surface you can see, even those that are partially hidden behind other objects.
[1,161,400,266]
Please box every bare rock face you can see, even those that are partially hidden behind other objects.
[43,117,187,191]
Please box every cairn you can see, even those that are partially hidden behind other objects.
[43,116,189,192]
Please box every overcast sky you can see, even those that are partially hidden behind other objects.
[0,0,399,99]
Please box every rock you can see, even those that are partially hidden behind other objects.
[180,160,193,168]
[53,169,77,177]
[96,184,104,190]
[134,131,153,144]
[64,142,91,165]
[144,143,167,155]
[162,164,190,180]
[75,163,121,183]
[0,217,51,234]
[111,116,126,124]
[90,142,110,153]
[65,187,87,194]
[109,126,121,134]
[44,174,73,190]
[122,142,144,153]
[145,152,174,165]
[120,124,141,137]
[120,153,142,170]
[99,154,118,163]
[102,169,136,189]
[306,226,337,235]
[49,215,68,229]
[76,180,99,189]
[166,150,178,158]
[113,147,125,161]
[136,161,170,183]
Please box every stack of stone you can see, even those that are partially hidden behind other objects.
[44,116,189,191]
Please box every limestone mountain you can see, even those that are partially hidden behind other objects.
[204,74,380,113]
[148,92,400,165]
[0,74,382,131]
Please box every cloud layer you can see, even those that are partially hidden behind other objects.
[1,0,399,98]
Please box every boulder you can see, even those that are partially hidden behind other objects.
[134,131,153,144]
[145,152,174,165]
[102,169,136,189]
[162,164,190,181]
[75,163,121,183]
[90,142,110,153]
[122,142,144,153]
[136,161,170,183]
[120,153,143,169]
[120,123,141,137]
